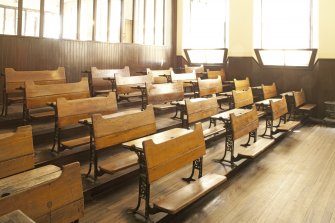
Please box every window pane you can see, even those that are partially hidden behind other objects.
[186,49,227,64]
[258,49,313,67]
[63,0,77,39]
[0,0,18,35]
[22,0,40,37]
[80,0,93,41]
[144,0,154,45]
[261,0,311,49]
[44,0,60,39]
[284,50,312,67]
[134,0,144,44]
[184,0,228,48]
[155,0,164,45]
[109,0,121,42]
[96,0,108,42]
[259,50,285,66]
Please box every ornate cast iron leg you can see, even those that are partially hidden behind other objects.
[51,114,59,152]
[182,157,203,183]
[86,126,94,178]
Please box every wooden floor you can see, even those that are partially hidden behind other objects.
[81,123,335,223]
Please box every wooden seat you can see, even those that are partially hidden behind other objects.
[24,78,90,123]
[153,173,226,214]
[136,123,226,219]
[54,92,118,152]
[262,97,301,138]
[0,210,35,223]
[0,126,34,179]
[89,105,156,180]
[90,66,130,96]
[292,89,317,120]
[0,162,84,223]
[147,68,173,84]
[234,77,250,91]
[185,97,225,138]
[1,67,66,117]
[115,74,153,101]
[262,83,278,99]
[234,137,274,158]
[145,82,184,110]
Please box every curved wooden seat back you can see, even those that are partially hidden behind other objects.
[5,67,66,94]
[0,162,84,223]
[262,83,277,99]
[186,97,218,124]
[233,87,254,108]
[0,126,34,179]
[170,70,196,82]
[198,76,223,97]
[115,74,153,94]
[91,66,130,90]
[57,92,117,128]
[147,68,173,84]
[206,69,226,81]
[184,64,204,73]
[25,78,90,109]
[234,77,250,91]
[271,97,288,120]
[293,89,306,107]
[230,106,259,140]
[146,83,184,105]
[92,105,156,150]
[143,123,205,183]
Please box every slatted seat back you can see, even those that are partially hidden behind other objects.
[115,74,153,94]
[234,77,250,91]
[270,97,288,120]
[143,123,205,183]
[184,65,205,73]
[5,67,66,94]
[233,87,254,108]
[170,70,196,82]
[293,89,307,107]
[262,83,277,99]
[0,126,34,179]
[92,105,156,150]
[25,78,90,109]
[230,106,259,140]
[146,83,184,105]
[206,69,226,81]
[57,92,117,128]
[147,68,173,84]
[198,76,223,97]
[186,97,218,124]
[91,66,130,90]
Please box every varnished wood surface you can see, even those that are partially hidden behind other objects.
[81,123,335,223]
[271,97,288,120]
[262,82,277,99]
[0,210,35,223]
[91,66,130,91]
[293,89,307,107]
[230,106,259,140]
[184,65,205,73]
[234,77,250,91]
[146,83,184,105]
[233,87,254,108]
[198,76,223,97]
[185,97,218,124]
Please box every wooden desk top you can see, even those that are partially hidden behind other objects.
[122,128,192,151]
[170,98,207,106]
[211,108,251,121]
[0,210,35,223]
[78,109,140,126]
[280,91,293,97]
[0,165,60,198]
[255,98,281,106]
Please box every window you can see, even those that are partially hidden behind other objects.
[155,0,165,45]
[134,0,165,45]
[144,0,154,45]
[96,0,108,42]
[183,0,229,48]
[109,0,121,42]
[44,0,60,39]
[63,0,77,39]
[0,0,18,35]
[254,0,318,67]
[184,48,228,65]
[134,0,144,44]
[22,0,40,37]
[80,0,93,41]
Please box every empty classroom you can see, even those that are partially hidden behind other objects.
[0,0,335,222]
